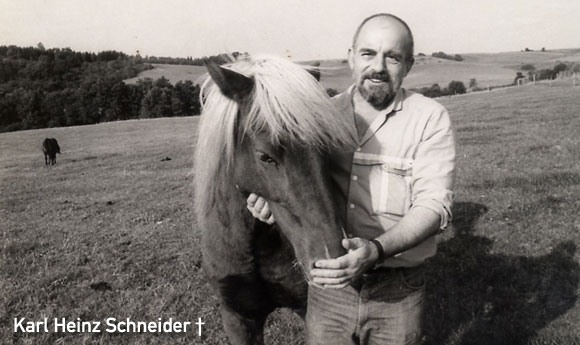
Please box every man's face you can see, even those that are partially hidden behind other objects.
[349,18,414,109]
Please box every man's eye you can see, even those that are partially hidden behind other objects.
[386,56,401,64]
[257,152,277,166]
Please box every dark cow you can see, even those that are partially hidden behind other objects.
[42,138,60,165]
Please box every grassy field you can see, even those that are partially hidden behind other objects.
[124,49,580,93]
[1,83,580,344]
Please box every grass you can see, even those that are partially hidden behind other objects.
[1,83,580,344]
[425,84,580,345]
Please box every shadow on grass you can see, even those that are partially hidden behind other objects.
[424,202,579,345]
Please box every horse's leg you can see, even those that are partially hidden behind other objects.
[44,153,48,165]
[215,272,274,345]
[221,306,266,345]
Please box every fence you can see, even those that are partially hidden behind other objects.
[515,72,578,88]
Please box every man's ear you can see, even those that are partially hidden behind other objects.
[404,57,415,77]
[347,48,355,71]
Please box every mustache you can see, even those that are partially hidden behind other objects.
[363,72,389,82]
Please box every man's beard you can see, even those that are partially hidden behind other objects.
[358,72,396,109]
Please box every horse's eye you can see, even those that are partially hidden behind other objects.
[257,152,277,166]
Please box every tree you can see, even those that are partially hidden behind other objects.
[514,72,525,85]
[174,80,201,115]
[553,63,568,74]
[447,81,466,95]
[469,78,478,89]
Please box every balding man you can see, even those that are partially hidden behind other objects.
[248,13,455,345]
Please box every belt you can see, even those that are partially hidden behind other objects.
[360,265,424,285]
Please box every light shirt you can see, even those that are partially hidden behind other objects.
[331,86,456,267]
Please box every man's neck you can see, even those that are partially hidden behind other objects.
[352,89,393,140]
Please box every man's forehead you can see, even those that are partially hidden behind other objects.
[354,17,411,50]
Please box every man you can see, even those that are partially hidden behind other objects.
[248,13,455,345]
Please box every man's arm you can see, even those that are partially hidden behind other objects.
[310,207,440,288]
[312,103,456,288]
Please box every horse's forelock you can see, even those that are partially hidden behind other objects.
[243,57,354,150]
[194,56,354,216]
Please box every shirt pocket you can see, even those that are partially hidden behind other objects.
[354,154,413,217]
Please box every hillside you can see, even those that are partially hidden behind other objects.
[124,64,208,85]
[2,84,579,344]
[125,48,580,93]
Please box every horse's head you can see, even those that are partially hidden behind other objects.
[199,57,354,279]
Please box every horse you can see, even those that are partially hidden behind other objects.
[42,138,60,165]
[193,56,355,345]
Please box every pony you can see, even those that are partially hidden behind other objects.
[193,56,354,345]
[42,138,60,165]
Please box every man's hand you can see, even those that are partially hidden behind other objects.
[246,193,276,224]
[310,237,379,288]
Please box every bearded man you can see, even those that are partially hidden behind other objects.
[248,13,456,345]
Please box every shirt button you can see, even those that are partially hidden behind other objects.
[352,175,358,181]
[349,203,355,209]
[356,147,361,152]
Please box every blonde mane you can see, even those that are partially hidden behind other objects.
[194,56,354,216]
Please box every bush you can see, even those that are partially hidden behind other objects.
[447,80,466,95]
[415,84,443,98]
[514,72,526,85]
[469,78,478,89]
[553,62,568,74]
[521,64,535,71]
[432,51,464,62]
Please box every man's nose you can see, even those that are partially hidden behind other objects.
[371,56,386,72]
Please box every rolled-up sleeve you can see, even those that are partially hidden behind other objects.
[410,105,456,230]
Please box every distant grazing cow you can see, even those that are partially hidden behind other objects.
[42,138,60,165]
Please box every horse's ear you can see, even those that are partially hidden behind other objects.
[205,60,254,100]
[308,61,321,82]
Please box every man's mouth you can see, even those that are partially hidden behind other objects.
[365,78,388,85]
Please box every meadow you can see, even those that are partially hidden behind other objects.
[1,82,579,345]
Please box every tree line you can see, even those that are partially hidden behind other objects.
[141,51,249,66]
[0,45,230,132]
[515,62,580,83]
[408,80,467,98]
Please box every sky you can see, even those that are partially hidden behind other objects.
[1,0,579,61]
